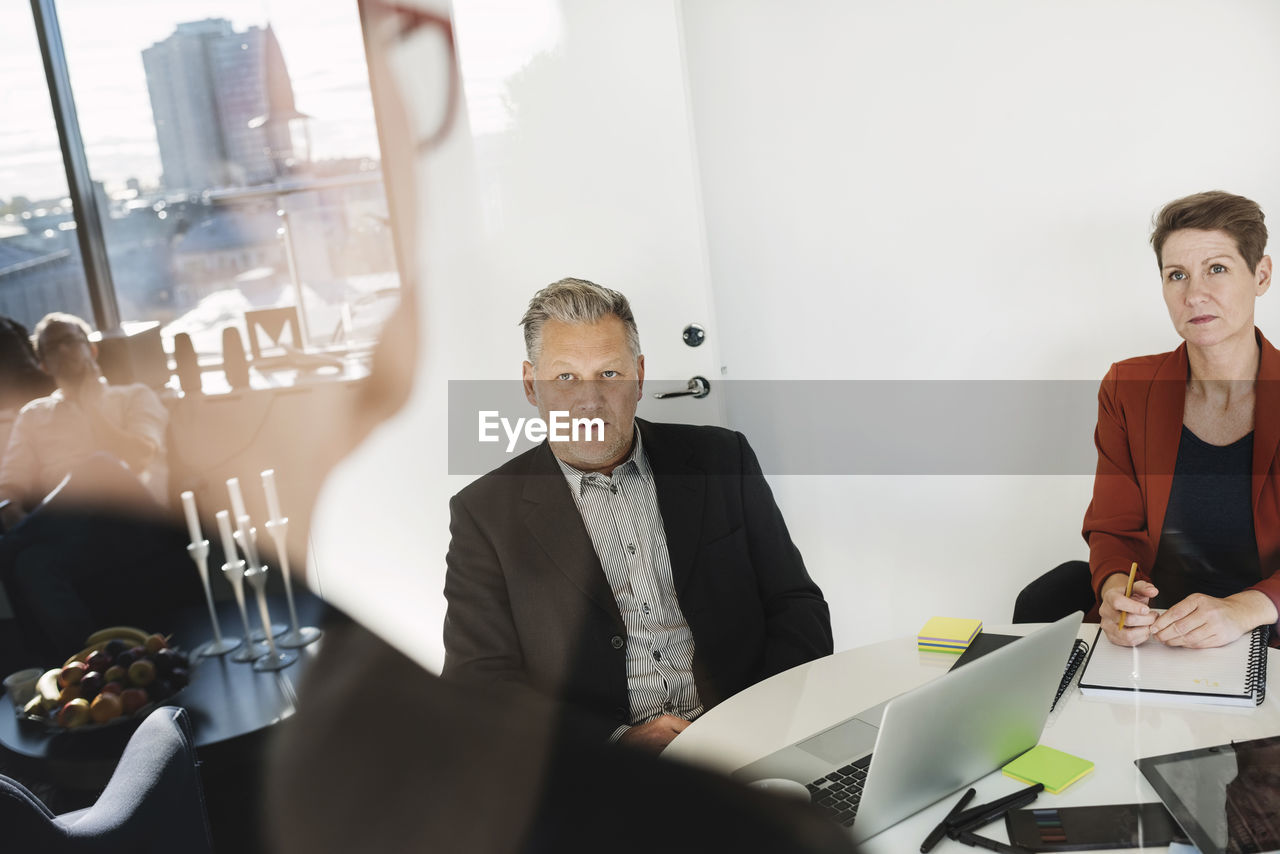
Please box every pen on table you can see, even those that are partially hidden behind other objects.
[920,787,976,852]
[1117,561,1139,629]
[947,782,1043,833]
[956,829,1031,854]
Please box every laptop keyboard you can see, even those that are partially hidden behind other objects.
[806,754,872,827]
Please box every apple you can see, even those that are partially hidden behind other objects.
[100,681,124,696]
[154,648,178,675]
[104,665,126,684]
[57,683,83,704]
[56,698,91,728]
[58,661,87,687]
[119,688,148,715]
[144,633,168,654]
[85,650,111,672]
[128,659,156,687]
[89,692,123,723]
[114,650,137,669]
[79,671,104,697]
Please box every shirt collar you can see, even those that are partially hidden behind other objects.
[555,423,644,496]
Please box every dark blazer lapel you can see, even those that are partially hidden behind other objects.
[1252,328,1280,508]
[638,419,705,595]
[521,443,623,625]
[1145,345,1187,542]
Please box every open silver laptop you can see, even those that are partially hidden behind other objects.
[733,612,1083,844]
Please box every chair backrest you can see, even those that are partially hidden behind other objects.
[0,707,214,852]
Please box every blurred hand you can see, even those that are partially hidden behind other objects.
[617,714,690,754]
[1099,574,1159,647]
[1150,590,1274,648]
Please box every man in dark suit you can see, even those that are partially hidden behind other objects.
[443,278,833,752]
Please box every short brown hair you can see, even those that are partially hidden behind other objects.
[1151,191,1268,273]
[519,278,641,364]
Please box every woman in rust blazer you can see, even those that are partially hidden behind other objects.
[1084,191,1280,649]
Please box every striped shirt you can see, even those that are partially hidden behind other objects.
[555,427,703,741]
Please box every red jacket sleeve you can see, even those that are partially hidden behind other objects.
[1081,363,1156,598]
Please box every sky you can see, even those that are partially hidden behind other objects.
[0,0,380,201]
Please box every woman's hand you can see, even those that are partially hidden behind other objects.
[1099,573,1159,646]
[1150,590,1276,648]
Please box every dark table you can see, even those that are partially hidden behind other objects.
[0,590,324,788]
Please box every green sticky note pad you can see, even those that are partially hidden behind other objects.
[1002,745,1094,794]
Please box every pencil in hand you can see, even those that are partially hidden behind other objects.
[1117,561,1138,630]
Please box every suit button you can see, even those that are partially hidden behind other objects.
[610,635,625,649]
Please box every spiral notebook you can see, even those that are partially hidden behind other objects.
[1078,626,1269,707]
[951,633,1090,711]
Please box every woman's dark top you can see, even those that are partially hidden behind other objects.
[1152,426,1261,608]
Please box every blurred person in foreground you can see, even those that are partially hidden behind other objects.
[1086,191,1280,649]
[263,1,856,851]
[442,277,832,753]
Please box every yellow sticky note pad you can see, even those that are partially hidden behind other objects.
[1002,745,1094,794]
[917,616,982,646]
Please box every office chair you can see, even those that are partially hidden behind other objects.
[1012,559,1098,623]
[0,707,214,852]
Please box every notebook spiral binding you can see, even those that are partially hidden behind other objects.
[1245,625,1270,706]
[1051,638,1090,712]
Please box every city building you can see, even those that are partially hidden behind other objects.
[142,19,296,192]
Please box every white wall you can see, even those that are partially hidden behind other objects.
[678,0,1280,647]
[313,0,1280,667]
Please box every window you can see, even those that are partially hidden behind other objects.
[6,0,399,362]
[0,0,93,334]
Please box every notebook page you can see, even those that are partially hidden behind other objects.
[1082,632,1252,697]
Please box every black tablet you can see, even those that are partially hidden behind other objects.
[1135,734,1280,854]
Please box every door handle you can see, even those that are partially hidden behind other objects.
[653,376,711,400]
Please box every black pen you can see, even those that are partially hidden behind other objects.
[947,782,1044,832]
[919,787,976,852]
[957,829,1031,854]
[948,783,1043,835]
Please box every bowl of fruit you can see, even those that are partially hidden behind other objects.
[18,626,193,731]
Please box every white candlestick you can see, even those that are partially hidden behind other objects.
[216,510,239,563]
[261,468,283,523]
[227,477,248,521]
[236,514,262,570]
[180,490,202,546]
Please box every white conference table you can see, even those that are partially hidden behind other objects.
[665,624,1280,853]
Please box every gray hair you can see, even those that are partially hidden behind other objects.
[520,277,641,364]
[32,312,93,363]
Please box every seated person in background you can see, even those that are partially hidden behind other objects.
[0,312,195,661]
[1085,190,1280,649]
[0,312,169,528]
[0,314,55,457]
[442,278,833,752]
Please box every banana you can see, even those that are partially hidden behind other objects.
[37,669,61,704]
[85,626,149,647]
